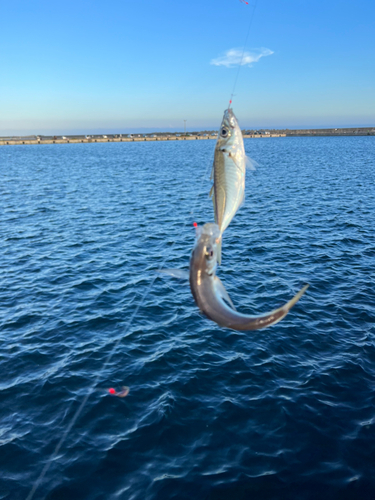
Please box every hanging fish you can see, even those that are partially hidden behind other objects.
[210,108,254,264]
[189,223,308,330]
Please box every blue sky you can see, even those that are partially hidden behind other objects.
[1,0,374,135]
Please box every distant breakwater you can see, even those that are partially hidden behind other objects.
[1,127,374,146]
[0,136,214,146]
[0,134,286,146]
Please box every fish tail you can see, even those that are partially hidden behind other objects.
[282,284,309,312]
[237,284,309,331]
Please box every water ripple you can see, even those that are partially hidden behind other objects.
[0,137,375,499]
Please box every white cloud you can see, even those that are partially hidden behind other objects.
[210,47,274,68]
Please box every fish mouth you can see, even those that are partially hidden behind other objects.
[201,223,221,239]
[223,108,236,127]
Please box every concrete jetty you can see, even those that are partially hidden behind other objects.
[0,134,285,146]
[1,127,373,146]
[0,136,211,146]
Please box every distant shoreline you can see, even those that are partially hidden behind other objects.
[1,127,374,146]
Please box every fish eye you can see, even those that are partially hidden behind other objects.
[221,128,228,137]
[205,247,214,259]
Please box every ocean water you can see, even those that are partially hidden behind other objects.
[0,136,374,500]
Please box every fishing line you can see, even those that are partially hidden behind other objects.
[27,3,258,495]
[26,147,213,500]
[228,0,258,109]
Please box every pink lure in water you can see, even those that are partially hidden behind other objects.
[108,386,129,397]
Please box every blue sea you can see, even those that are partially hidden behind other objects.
[1,136,375,500]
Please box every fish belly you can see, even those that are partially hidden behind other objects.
[213,152,245,234]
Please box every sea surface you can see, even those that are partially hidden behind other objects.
[1,136,374,500]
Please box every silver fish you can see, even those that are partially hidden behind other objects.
[210,108,246,264]
[189,223,308,331]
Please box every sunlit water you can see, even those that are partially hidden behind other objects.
[1,137,374,499]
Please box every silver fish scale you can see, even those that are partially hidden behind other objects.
[211,108,246,263]
[213,148,245,233]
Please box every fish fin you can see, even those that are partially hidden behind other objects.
[245,156,258,171]
[227,152,245,175]
[210,187,219,225]
[216,237,222,265]
[209,184,214,198]
[210,163,215,180]
[238,185,245,208]
[157,269,189,280]
[214,276,237,311]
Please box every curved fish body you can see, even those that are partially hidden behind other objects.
[189,223,308,331]
[211,108,246,264]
